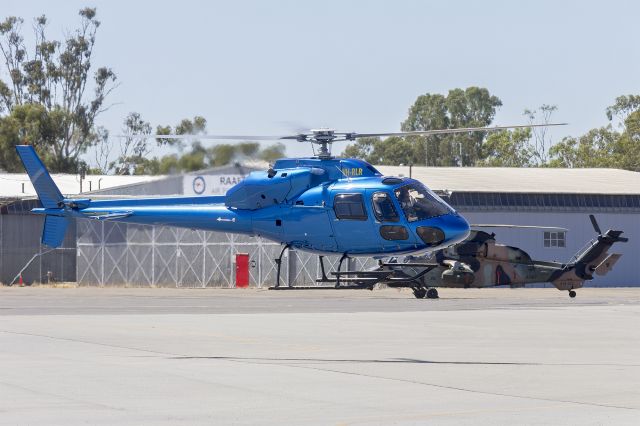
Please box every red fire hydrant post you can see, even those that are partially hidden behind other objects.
[235,253,249,288]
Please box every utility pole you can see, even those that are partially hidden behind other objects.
[79,165,86,193]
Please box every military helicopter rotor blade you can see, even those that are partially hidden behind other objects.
[589,214,602,235]
[471,224,569,231]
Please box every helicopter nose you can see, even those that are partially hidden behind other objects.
[415,213,470,247]
[445,213,470,245]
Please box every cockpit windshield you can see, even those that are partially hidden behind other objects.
[394,183,452,222]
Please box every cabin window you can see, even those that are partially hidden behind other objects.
[544,231,566,248]
[333,193,367,220]
[371,192,399,222]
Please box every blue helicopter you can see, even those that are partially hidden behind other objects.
[16,124,562,287]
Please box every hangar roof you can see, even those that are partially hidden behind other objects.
[0,173,166,199]
[374,166,640,194]
[2,166,638,200]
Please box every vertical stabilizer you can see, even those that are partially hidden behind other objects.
[15,145,64,208]
[42,215,70,248]
[15,145,70,248]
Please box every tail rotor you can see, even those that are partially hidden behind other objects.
[589,214,602,235]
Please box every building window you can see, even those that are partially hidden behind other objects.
[544,231,566,248]
[333,194,367,220]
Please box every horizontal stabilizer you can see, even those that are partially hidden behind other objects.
[595,253,622,276]
[83,210,133,220]
[16,145,64,209]
[42,215,69,248]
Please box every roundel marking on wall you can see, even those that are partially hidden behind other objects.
[193,176,206,194]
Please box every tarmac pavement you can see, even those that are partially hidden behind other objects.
[0,287,639,425]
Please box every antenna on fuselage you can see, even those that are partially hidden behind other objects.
[335,163,351,183]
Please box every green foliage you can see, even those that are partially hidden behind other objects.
[258,143,285,164]
[342,137,379,162]
[94,110,287,175]
[238,142,259,157]
[344,87,502,166]
[208,144,236,167]
[548,97,640,171]
[523,104,558,164]
[341,91,640,171]
[402,87,502,166]
[154,115,206,149]
[136,141,286,175]
[0,8,117,172]
[0,103,56,171]
[606,95,640,121]
[108,112,153,174]
[478,129,535,167]
[548,127,621,168]
[343,136,415,166]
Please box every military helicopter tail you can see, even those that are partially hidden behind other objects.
[550,215,627,295]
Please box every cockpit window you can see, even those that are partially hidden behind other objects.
[372,192,399,222]
[394,183,452,222]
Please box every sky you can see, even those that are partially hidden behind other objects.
[3,0,639,163]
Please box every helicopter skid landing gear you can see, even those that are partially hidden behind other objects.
[335,253,349,288]
[274,244,291,288]
[568,290,576,298]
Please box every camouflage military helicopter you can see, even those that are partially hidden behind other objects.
[298,215,626,298]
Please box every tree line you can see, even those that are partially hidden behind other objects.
[1,9,638,174]
[0,8,284,175]
[95,113,284,175]
[343,89,639,171]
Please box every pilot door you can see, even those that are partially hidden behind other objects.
[329,192,375,253]
[369,190,417,252]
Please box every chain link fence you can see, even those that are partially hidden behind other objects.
[0,212,76,285]
[76,220,378,287]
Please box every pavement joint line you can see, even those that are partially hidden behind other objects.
[0,329,186,358]
[226,360,640,412]
[5,327,639,412]
[170,356,640,368]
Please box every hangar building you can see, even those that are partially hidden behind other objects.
[1,165,638,287]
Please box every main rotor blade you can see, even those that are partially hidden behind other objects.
[118,123,567,142]
[137,134,291,141]
[347,123,567,139]
[472,224,569,231]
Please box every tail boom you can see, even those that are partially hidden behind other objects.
[550,227,627,291]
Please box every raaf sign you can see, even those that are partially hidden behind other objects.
[183,175,245,195]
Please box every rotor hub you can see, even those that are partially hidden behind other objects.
[306,128,338,159]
